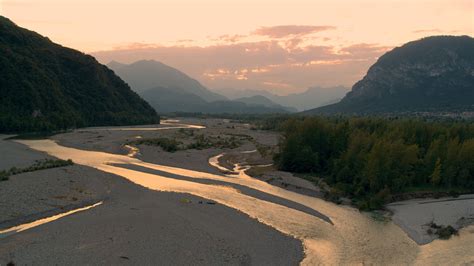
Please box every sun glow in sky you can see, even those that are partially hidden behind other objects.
[2,0,473,93]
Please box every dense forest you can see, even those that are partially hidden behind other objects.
[275,117,474,209]
[0,16,159,133]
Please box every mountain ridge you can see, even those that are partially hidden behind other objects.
[140,86,292,114]
[233,95,297,112]
[108,60,226,102]
[214,86,349,111]
[306,36,474,115]
[110,60,292,114]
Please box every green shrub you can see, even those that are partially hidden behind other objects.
[0,170,9,181]
[187,135,242,150]
[429,223,458,239]
[0,158,74,182]
[129,138,182,152]
[437,226,458,239]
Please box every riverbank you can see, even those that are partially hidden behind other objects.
[0,135,111,225]
[387,194,474,244]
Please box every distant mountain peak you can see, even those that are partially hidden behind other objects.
[107,59,227,102]
[128,59,168,67]
[107,60,126,70]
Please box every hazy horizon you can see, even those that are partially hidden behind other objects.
[2,0,472,94]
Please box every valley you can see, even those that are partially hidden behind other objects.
[1,119,473,265]
[0,6,473,265]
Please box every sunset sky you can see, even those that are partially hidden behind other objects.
[2,0,473,94]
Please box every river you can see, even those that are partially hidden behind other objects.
[16,122,474,265]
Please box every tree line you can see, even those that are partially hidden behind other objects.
[275,117,474,209]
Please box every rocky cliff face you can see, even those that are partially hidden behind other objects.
[308,36,474,114]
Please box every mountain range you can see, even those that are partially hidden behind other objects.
[2,13,471,132]
[108,60,294,114]
[307,36,474,115]
[214,86,349,111]
[0,16,159,133]
[234,95,297,111]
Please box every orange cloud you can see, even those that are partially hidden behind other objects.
[93,39,389,93]
[412,28,443,34]
[284,37,304,50]
[339,43,392,58]
[216,34,247,43]
[262,81,293,89]
[253,25,335,38]
[412,28,464,34]
[112,42,161,50]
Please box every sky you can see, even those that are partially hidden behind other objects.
[1,0,473,94]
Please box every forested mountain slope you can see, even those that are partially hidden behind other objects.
[0,16,159,132]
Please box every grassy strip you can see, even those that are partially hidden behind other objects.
[245,165,274,178]
[177,128,195,137]
[186,134,242,150]
[0,158,74,181]
[128,134,247,152]
[129,138,182,152]
[7,129,73,140]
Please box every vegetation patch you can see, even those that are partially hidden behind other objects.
[370,211,391,223]
[128,133,249,152]
[274,117,474,210]
[225,133,253,141]
[7,131,67,140]
[178,128,195,137]
[245,165,274,178]
[187,134,243,150]
[427,222,459,239]
[0,159,74,181]
[128,138,182,152]
[323,187,344,205]
[255,143,273,159]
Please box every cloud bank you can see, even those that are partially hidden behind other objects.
[93,25,391,94]
[253,25,336,38]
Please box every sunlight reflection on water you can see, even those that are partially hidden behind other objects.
[0,202,103,239]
